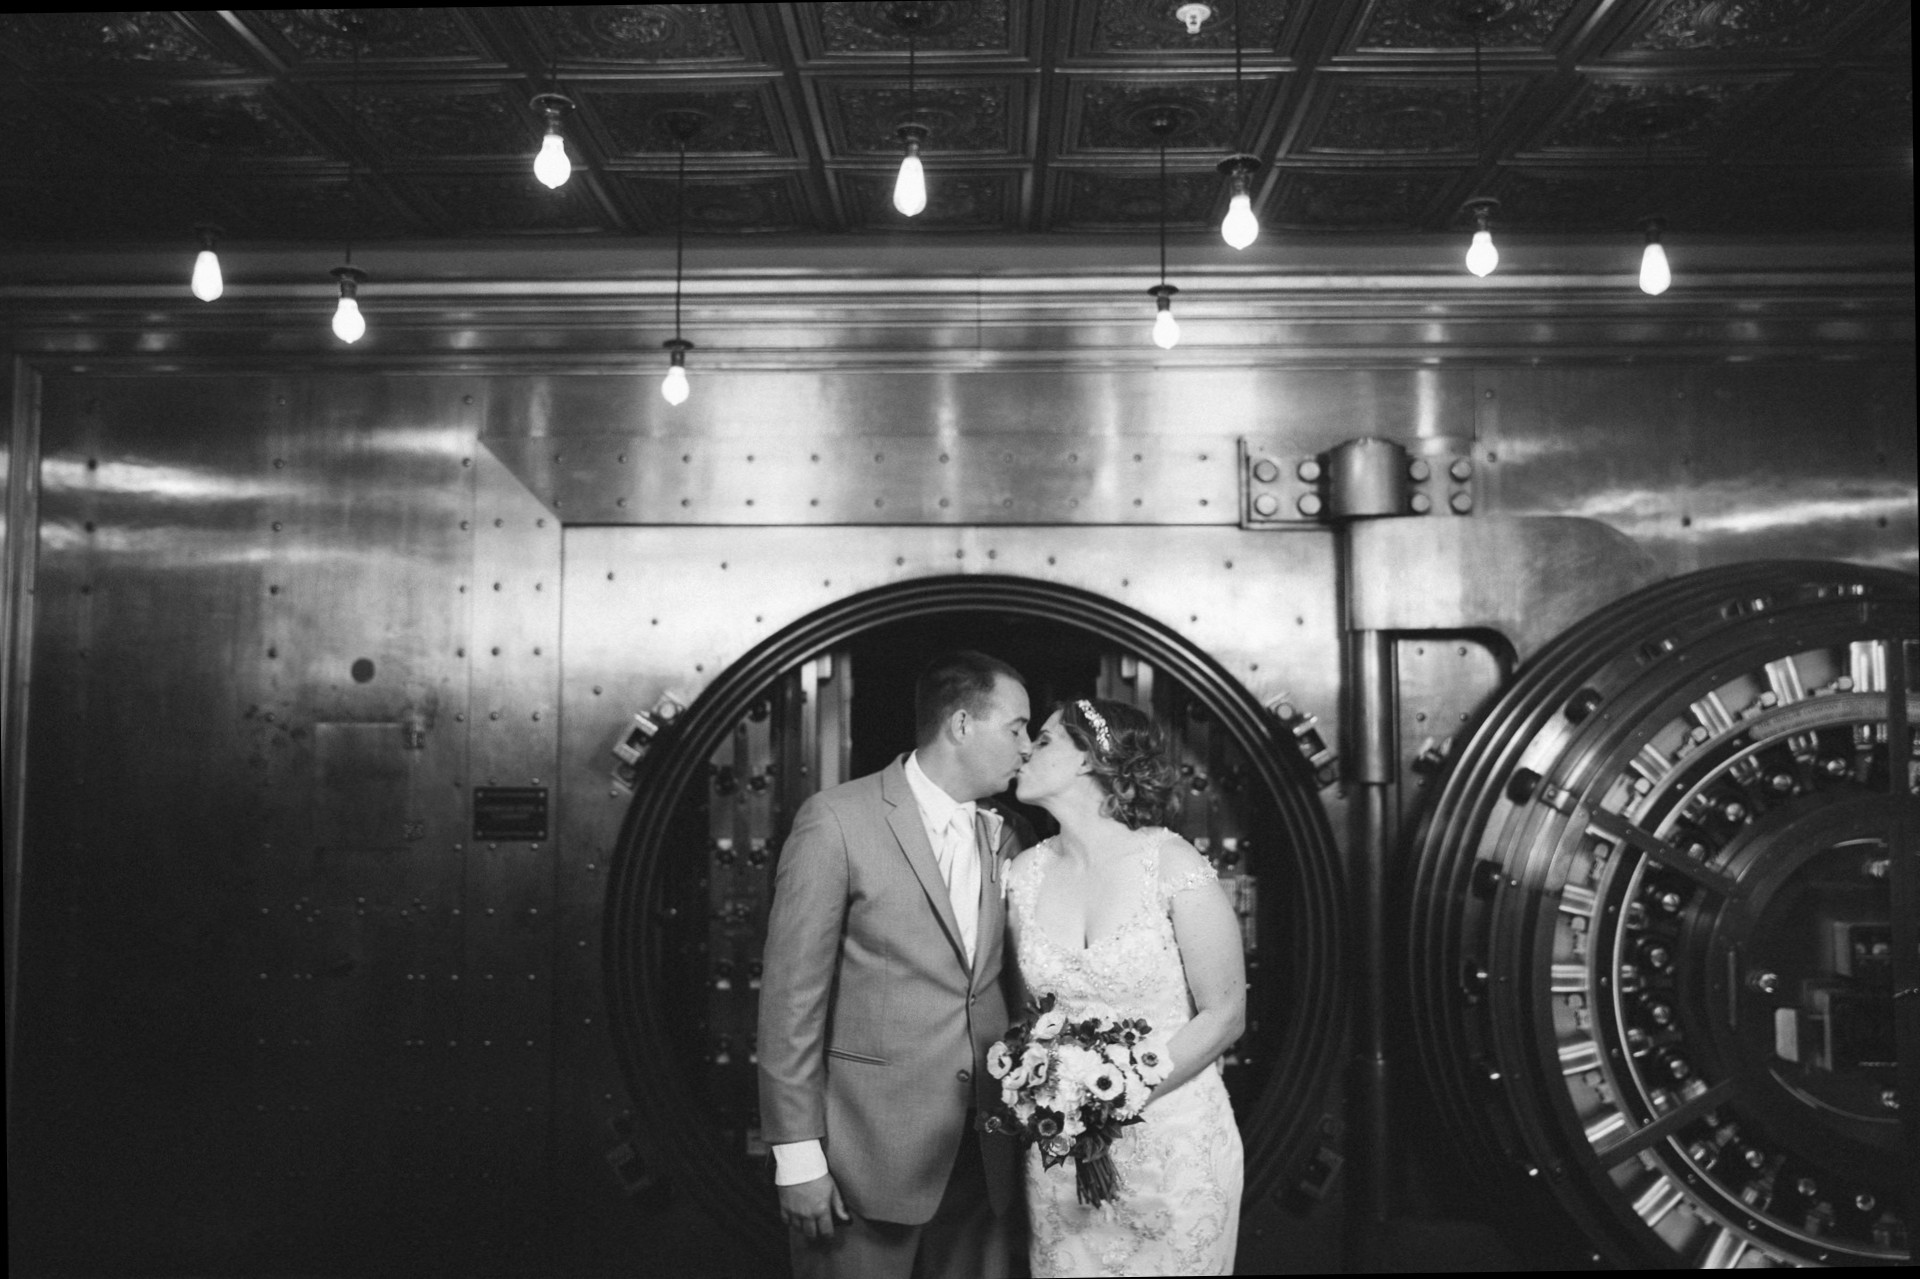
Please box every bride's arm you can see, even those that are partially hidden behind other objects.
[1147,845,1247,1105]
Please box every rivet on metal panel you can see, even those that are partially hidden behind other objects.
[1298,494,1323,517]
[593,685,603,695]
[1133,498,1143,507]
[532,712,541,721]
[940,453,950,463]
[268,584,280,595]
[1410,493,1432,514]
[875,499,885,509]
[1253,493,1280,518]
[1450,458,1474,482]
[1484,389,1496,399]
[537,519,547,528]
[491,647,501,656]
[267,647,278,658]
[463,457,472,467]
[534,646,542,656]
[939,498,950,508]
[1047,556,1057,565]
[271,522,282,532]
[1298,460,1323,483]
[1225,560,1233,569]
[455,713,465,722]
[618,453,627,463]
[490,711,500,720]
[1450,491,1474,514]
[1408,459,1431,482]
[1199,499,1209,506]
[494,519,504,528]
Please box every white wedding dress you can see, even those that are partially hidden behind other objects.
[1007,827,1243,1276]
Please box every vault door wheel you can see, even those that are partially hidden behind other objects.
[1411,562,1916,1268]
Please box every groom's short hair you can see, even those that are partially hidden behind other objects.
[914,650,1025,746]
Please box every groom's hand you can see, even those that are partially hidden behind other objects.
[779,1172,851,1240]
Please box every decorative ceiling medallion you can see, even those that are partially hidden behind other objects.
[257,8,481,61]
[1088,0,1294,53]
[823,0,1009,53]
[1077,82,1245,150]
[830,83,1013,153]
[1272,169,1451,228]
[1540,81,1767,151]
[1629,0,1872,53]
[587,90,781,156]
[1118,102,1205,144]
[538,5,745,63]
[1356,0,1575,49]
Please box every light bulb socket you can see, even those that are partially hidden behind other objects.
[895,122,930,149]
[331,264,366,296]
[193,223,222,250]
[663,338,694,366]
[1216,153,1261,192]
[1148,283,1179,309]
[1639,215,1666,244]
[531,92,575,128]
[1463,197,1499,231]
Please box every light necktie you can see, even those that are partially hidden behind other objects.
[941,805,981,969]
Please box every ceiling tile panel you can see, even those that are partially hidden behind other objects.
[1080,0,1297,55]
[1070,79,1263,152]
[400,174,619,235]
[618,174,812,233]
[1483,165,1674,229]
[93,91,332,164]
[822,80,1021,155]
[1272,167,1455,228]
[1737,70,1912,159]
[584,85,788,157]
[248,8,491,64]
[198,178,425,240]
[532,5,751,65]
[0,11,241,72]
[1673,164,1910,231]
[1531,78,1781,153]
[1301,74,1530,154]
[331,86,533,162]
[798,0,1017,59]
[1622,0,1879,54]
[1347,0,1584,53]
[1056,168,1224,227]
[838,171,1020,228]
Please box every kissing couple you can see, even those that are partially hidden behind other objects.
[758,650,1246,1277]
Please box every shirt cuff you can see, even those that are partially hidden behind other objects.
[772,1139,829,1186]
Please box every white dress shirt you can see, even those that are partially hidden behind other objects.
[772,752,981,1188]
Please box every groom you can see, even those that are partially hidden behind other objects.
[759,650,1032,1279]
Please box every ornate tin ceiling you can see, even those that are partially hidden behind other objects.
[0,1,1910,244]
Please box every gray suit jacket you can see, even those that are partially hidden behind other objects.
[757,756,1019,1224]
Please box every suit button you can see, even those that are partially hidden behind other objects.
[956,1069,971,1084]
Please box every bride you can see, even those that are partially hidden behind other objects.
[1006,697,1246,1276]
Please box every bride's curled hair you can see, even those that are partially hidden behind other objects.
[1059,697,1182,830]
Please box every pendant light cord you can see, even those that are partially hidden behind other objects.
[673,140,686,340]
[1158,140,1169,286]
[1471,28,1484,168]
[345,30,362,267]
[1233,4,1245,139]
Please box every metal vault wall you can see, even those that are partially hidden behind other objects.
[3,340,1914,1270]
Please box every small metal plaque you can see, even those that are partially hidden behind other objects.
[473,787,548,842]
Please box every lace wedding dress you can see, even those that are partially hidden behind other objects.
[1007,828,1243,1276]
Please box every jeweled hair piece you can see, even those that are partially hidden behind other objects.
[1076,699,1114,752]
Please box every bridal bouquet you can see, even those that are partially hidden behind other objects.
[978,992,1170,1208]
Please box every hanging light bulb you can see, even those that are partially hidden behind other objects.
[1638,217,1671,296]
[1149,284,1181,349]
[330,265,367,344]
[662,339,692,406]
[894,125,928,216]
[190,225,224,302]
[1217,155,1260,250]
[1463,199,1499,278]
[531,93,575,190]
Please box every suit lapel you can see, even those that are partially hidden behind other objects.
[881,758,968,971]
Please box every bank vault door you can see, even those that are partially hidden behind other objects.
[606,581,1347,1264]
[1409,562,1917,1268]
